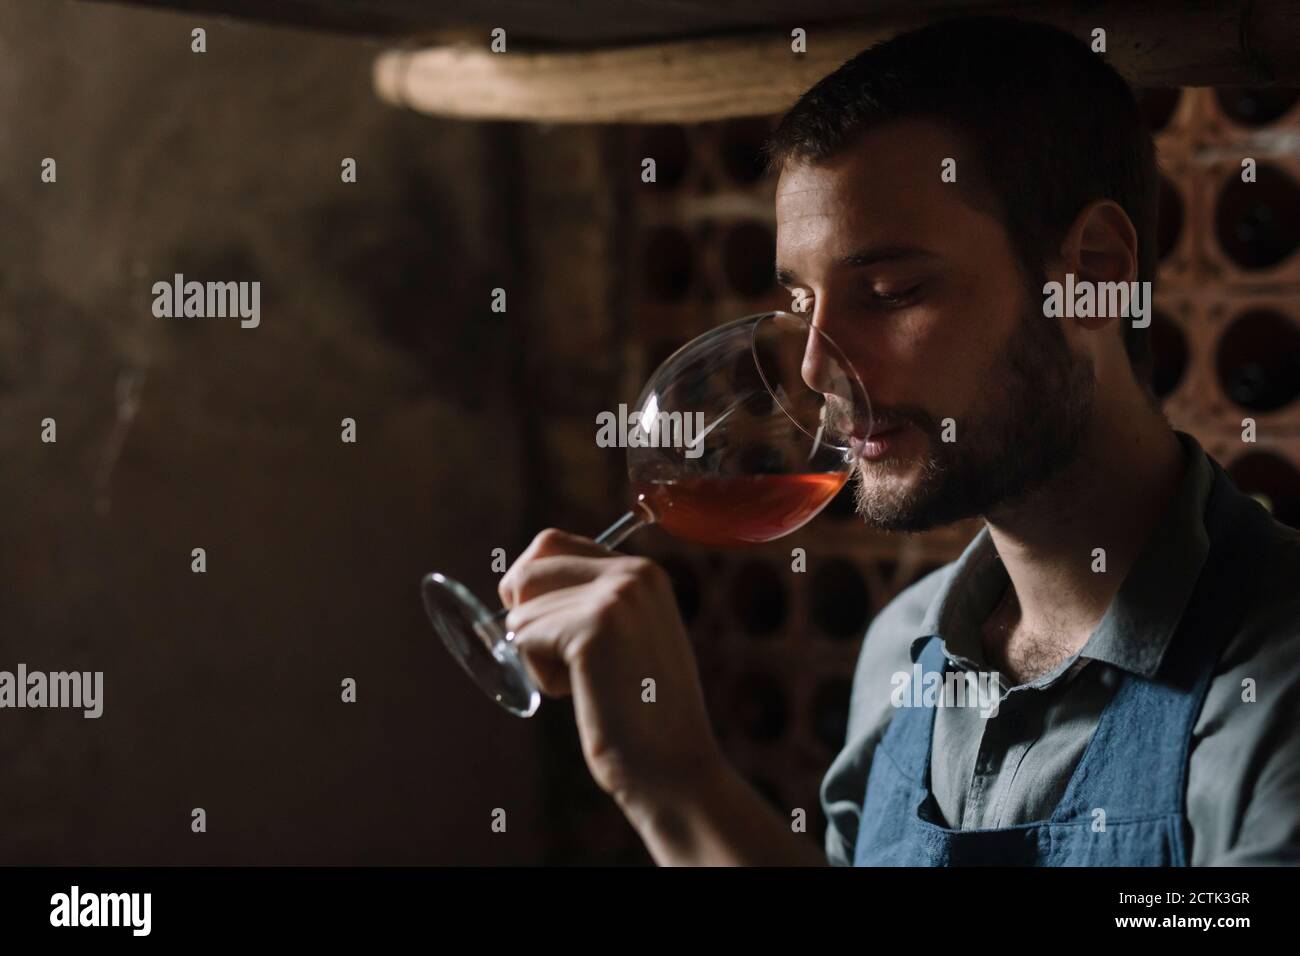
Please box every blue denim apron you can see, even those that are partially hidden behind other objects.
[852,457,1270,866]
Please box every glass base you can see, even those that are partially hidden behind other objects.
[421,572,541,717]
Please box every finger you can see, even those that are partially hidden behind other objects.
[510,600,590,697]
[504,583,588,633]
[523,528,610,561]
[499,552,613,608]
[499,528,607,608]
[508,595,594,669]
[517,645,573,698]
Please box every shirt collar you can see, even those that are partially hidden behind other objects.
[908,430,1215,685]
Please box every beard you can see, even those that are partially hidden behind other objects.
[853,283,1097,532]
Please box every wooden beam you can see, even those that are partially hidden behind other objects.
[374,3,1300,124]
[374,29,907,124]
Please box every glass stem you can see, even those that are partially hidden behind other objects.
[491,501,654,631]
[594,506,652,549]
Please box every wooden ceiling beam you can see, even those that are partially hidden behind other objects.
[372,3,1300,123]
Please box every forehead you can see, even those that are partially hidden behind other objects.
[775,119,990,259]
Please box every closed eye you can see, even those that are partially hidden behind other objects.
[869,284,923,307]
[784,283,924,313]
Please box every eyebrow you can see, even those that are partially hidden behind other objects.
[774,245,937,286]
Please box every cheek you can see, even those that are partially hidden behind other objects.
[934,271,1026,376]
[870,308,1011,421]
[858,308,958,398]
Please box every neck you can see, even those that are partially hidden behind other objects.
[982,396,1187,654]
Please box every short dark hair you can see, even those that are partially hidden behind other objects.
[762,16,1159,392]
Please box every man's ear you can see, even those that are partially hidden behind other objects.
[1059,199,1139,284]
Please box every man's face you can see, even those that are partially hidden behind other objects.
[775,119,1096,532]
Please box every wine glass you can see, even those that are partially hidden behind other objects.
[421,310,872,717]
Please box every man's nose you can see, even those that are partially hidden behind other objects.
[800,304,873,438]
[800,326,838,396]
[801,303,867,392]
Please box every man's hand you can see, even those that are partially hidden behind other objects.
[499,528,721,812]
[499,528,828,866]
